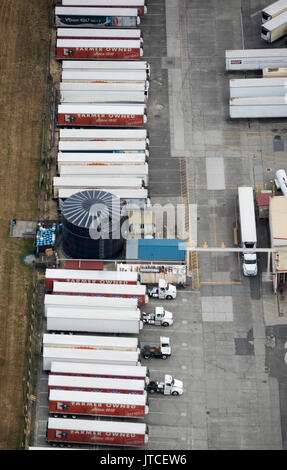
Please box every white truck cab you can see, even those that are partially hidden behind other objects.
[147,374,183,395]
[148,279,176,300]
[142,306,173,326]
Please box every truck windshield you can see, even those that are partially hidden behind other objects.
[245,259,256,264]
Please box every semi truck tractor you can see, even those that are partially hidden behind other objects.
[141,337,171,360]
[147,375,183,395]
[49,389,149,418]
[148,279,176,300]
[47,417,149,447]
[141,306,173,326]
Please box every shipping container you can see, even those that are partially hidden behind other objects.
[47,417,149,447]
[55,7,140,28]
[56,39,143,60]
[48,374,145,394]
[57,27,142,40]
[49,389,148,418]
[117,263,187,285]
[61,259,104,270]
[57,152,146,169]
[44,293,139,315]
[50,361,149,383]
[61,0,147,17]
[262,0,287,22]
[229,77,287,98]
[57,103,147,127]
[43,346,140,371]
[261,10,287,42]
[53,176,144,197]
[43,333,139,352]
[46,307,143,334]
[61,69,148,82]
[59,128,148,141]
[52,280,148,306]
[60,89,146,103]
[60,80,148,92]
[59,164,149,185]
[229,96,287,118]
[225,48,287,71]
[58,141,148,153]
[45,268,139,291]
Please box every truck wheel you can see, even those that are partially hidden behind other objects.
[172,391,179,396]
[161,355,168,360]
[144,355,151,359]
[149,389,156,394]
[166,295,172,300]
[162,322,169,327]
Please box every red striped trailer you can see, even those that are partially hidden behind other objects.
[57,103,147,127]
[45,268,139,291]
[56,39,143,60]
[49,389,149,418]
[57,27,142,40]
[61,0,147,17]
[47,417,149,447]
[52,281,148,306]
[48,375,146,394]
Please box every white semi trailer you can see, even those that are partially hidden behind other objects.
[237,187,258,277]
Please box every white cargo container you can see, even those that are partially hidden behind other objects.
[59,163,149,185]
[229,96,287,118]
[60,80,149,92]
[57,152,146,169]
[262,0,287,22]
[44,293,139,316]
[261,10,287,42]
[238,187,258,277]
[43,346,140,371]
[48,374,146,394]
[43,333,139,352]
[61,69,148,82]
[50,361,149,382]
[60,89,146,103]
[54,7,141,28]
[62,59,150,76]
[58,140,148,153]
[53,176,144,197]
[57,27,142,40]
[229,77,287,98]
[61,0,147,17]
[46,308,143,334]
[59,128,148,141]
[225,48,287,71]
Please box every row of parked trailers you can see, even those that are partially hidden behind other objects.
[43,266,150,447]
[47,2,150,447]
[225,48,287,118]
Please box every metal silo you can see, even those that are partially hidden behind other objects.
[61,190,125,259]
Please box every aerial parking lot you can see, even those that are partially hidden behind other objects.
[29,0,287,451]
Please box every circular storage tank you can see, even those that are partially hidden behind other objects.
[61,190,126,259]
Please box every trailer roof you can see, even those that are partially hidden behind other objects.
[58,188,148,200]
[60,81,148,91]
[58,103,146,113]
[44,293,139,309]
[50,361,147,376]
[45,268,138,281]
[57,153,146,163]
[46,307,141,320]
[261,9,287,29]
[262,0,287,14]
[59,164,148,176]
[238,187,257,243]
[62,60,149,69]
[53,281,146,294]
[62,0,145,6]
[48,417,147,433]
[48,374,145,390]
[43,333,138,348]
[43,347,140,361]
[49,388,146,404]
[61,70,147,81]
[230,96,287,105]
[226,48,287,58]
[58,141,147,151]
[55,7,139,16]
[59,128,147,138]
[57,39,141,48]
[230,77,287,87]
[53,176,144,188]
[57,27,142,39]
